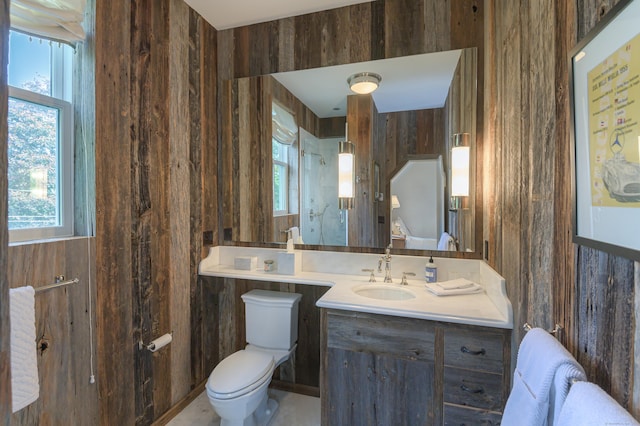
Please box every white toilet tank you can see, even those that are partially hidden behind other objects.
[241,289,302,350]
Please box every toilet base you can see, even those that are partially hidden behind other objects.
[254,395,279,426]
[218,392,279,426]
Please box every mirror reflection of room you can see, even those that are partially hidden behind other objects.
[236,47,477,252]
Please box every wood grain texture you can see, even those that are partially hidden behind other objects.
[7,239,99,425]
[95,0,136,423]
[0,1,10,422]
[322,310,509,425]
[485,0,638,415]
[95,1,219,424]
[169,0,192,406]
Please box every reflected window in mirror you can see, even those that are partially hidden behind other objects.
[272,140,289,215]
[272,102,299,216]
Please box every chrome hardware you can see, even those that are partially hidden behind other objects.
[523,322,563,335]
[400,272,415,285]
[378,244,393,283]
[362,268,376,282]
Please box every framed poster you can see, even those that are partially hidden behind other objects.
[570,0,640,260]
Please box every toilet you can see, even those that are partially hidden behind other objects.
[206,289,302,426]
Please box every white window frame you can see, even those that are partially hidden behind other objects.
[273,139,289,216]
[7,36,75,243]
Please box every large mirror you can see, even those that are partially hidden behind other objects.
[221,48,479,254]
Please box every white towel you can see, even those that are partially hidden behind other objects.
[10,286,39,412]
[549,363,587,425]
[424,279,483,296]
[288,226,303,244]
[501,328,586,426]
[437,232,451,250]
[557,382,639,426]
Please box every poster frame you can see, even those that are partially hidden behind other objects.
[570,0,640,261]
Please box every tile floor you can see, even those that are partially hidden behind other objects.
[167,389,321,426]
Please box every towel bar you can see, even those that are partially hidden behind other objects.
[34,276,81,293]
[523,322,563,335]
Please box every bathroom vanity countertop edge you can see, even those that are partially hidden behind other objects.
[199,263,512,330]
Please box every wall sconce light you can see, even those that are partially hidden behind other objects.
[450,133,470,210]
[348,72,382,95]
[338,140,355,209]
[391,195,401,209]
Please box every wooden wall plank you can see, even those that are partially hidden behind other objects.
[524,0,555,329]
[0,0,9,420]
[347,95,375,248]
[95,0,136,423]
[553,0,577,353]
[169,0,192,406]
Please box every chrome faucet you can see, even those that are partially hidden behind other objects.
[378,244,393,283]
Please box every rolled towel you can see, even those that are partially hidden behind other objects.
[10,286,39,412]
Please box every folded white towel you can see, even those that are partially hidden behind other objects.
[502,328,586,426]
[557,382,639,426]
[10,286,39,413]
[436,278,476,290]
[425,279,483,296]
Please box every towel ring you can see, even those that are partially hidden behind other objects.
[523,322,563,335]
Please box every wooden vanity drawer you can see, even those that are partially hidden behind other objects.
[444,328,504,373]
[443,367,503,411]
[443,403,502,425]
[326,310,436,361]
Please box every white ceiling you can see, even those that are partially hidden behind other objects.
[184,0,373,30]
[272,50,462,118]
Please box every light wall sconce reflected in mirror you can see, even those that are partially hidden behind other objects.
[348,72,382,95]
[450,133,470,210]
[338,139,355,210]
[391,195,401,209]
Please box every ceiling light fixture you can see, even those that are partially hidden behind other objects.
[347,72,382,95]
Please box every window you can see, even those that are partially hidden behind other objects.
[273,139,289,215]
[7,30,74,242]
[272,102,298,216]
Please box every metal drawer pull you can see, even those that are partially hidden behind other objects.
[460,384,484,394]
[460,346,486,356]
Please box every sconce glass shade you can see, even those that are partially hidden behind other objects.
[348,72,382,95]
[338,141,355,209]
[391,195,400,209]
[451,145,470,197]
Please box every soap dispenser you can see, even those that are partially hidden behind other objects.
[425,256,438,283]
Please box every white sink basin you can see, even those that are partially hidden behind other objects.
[352,284,416,301]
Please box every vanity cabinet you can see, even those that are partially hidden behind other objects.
[321,309,511,426]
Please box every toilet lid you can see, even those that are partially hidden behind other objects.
[207,350,275,397]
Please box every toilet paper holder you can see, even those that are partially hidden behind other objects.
[138,332,173,352]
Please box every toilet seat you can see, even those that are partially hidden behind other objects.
[206,350,275,400]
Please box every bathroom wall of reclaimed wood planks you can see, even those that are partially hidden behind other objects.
[486,0,639,416]
[1,1,639,426]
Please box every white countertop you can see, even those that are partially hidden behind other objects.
[199,246,513,329]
